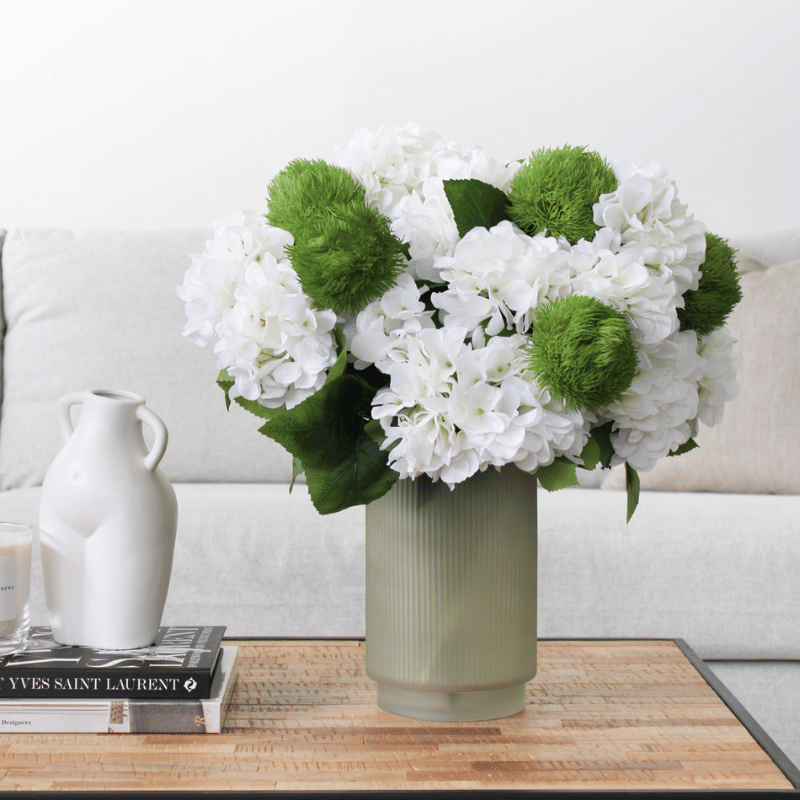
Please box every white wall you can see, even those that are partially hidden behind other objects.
[1,0,798,239]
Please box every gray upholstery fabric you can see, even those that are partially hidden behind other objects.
[162,484,365,637]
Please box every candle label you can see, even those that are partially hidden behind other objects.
[0,556,16,622]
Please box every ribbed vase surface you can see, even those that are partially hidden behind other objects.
[365,466,537,721]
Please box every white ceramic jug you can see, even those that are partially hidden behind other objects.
[39,389,178,649]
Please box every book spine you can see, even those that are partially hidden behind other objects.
[0,648,237,734]
[0,702,124,733]
[0,698,217,733]
[0,667,214,699]
[0,626,226,699]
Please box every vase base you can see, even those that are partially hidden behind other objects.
[376,682,526,721]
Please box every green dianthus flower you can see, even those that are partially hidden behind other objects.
[287,203,407,317]
[678,233,742,336]
[528,295,638,409]
[508,145,616,245]
[266,159,406,315]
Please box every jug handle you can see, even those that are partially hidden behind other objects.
[57,392,86,442]
[137,406,168,472]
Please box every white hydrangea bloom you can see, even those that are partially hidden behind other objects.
[390,178,461,282]
[568,238,679,348]
[372,330,586,485]
[467,336,587,470]
[334,123,520,213]
[177,209,293,347]
[696,327,740,427]
[593,160,706,301]
[428,140,521,191]
[603,330,704,472]
[433,220,572,340]
[335,124,521,280]
[393,153,521,280]
[333,123,443,214]
[346,273,436,370]
[214,250,338,411]
[371,327,471,484]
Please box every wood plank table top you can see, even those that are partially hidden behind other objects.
[0,638,797,796]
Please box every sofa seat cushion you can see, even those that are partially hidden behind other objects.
[176,486,800,657]
[11,483,367,639]
[162,484,366,637]
[537,488,800,660]
[7,483,797,659]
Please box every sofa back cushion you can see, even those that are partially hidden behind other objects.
[603,236,800,494]
[0,228,295,489]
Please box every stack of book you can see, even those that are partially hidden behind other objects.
[0,626,237,733]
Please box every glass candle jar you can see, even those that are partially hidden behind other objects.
[0,523,32,655]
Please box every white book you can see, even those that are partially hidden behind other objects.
[0,646,238,734]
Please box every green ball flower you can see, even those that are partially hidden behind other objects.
[266,159,406,315]
[528,295,638,409]
[287,202,407,317]
[507,145,616,244]
[267,159,364,238]
[678,233,742,336]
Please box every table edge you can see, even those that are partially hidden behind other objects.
[673,638,800,790]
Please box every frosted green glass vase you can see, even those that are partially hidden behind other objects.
[365,466,537,721]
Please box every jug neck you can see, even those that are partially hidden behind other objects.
[76,390,147,446]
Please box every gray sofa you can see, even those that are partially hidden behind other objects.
[0,226,797,767]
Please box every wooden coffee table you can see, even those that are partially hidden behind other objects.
[0,638,796,796]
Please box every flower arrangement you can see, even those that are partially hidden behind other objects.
[178,124,741,520]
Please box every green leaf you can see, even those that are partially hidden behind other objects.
[217,370,235,411]
[669,438,698,457]
[303,426,399,514]
[589,421,616,469]
[443,179,511,238]
[254,360,397,512]
[578,436,601,472]
[258,373,371,470]
[363,418,387,446]
[214,330,398,513]
[289,456,304,492]
[625,463,640,523]
[537,457,580,491]
[256,370,398,513]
